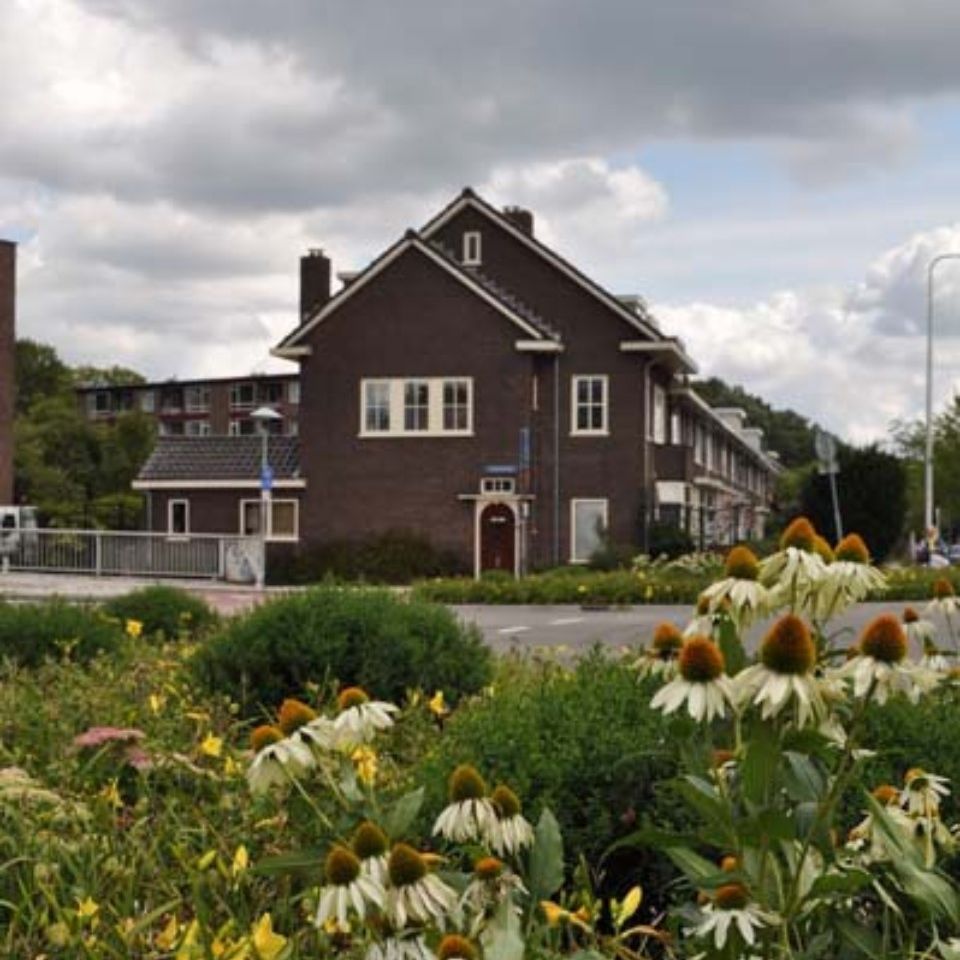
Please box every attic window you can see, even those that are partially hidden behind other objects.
[462,231,482,266]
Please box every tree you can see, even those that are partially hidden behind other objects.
[14,339,71,413]
[72,364,146,386]
[800,444,907,560]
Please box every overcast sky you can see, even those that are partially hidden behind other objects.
[3,0,960,443]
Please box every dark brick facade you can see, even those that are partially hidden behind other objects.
[0,241,14,505]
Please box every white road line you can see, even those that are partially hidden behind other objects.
[497,626,531,635]
[549,617,585,626]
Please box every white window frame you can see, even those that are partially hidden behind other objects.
[442,378,472,433]
[653,384,667,444]
[287,380,300,404]
[167,499,190,537]
[239,498,299,541]
[462,231,482,266]
[670,410,682,446]
[403,379,431,433]
[139,389,156,413]
[230,382,255,409]
[185,419,211,437]
[571,375,609,436]
[185,385,210,413]
[359,377,474,438]
[570,498,609,563]
[480,477,516,495]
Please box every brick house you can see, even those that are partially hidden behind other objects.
[137,188,780,573]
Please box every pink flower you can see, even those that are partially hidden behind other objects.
[73,726,146,749]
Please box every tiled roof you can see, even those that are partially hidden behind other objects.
[137,436,300,482]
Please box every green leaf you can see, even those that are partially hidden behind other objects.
[807,868,872,900]
[836,917,883,958]
[782,751,826,803]
[716,616,747,676]
[675,777,735,846]
[741,719,779,804]
[252,848,324,875]
[526,807,564,903]
[383,787,424,840]
[481,897,524,960]
[663,846,722,885]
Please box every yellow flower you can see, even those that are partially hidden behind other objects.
[100,780,122,809]
[175,920,201,960]
[249,914,287,960]
[428,690,449,718]
[351,745,378,786]
[541,900,567,927]
[76,896,100,919]
[232,844,249,878]
[197,849,218,871]
[125,619,143,639]
[223,755,241,778]
[199,733,223,758]
[615,886,643,928]
[148,692,166,715]
[156,915,180,950]
[185,709,211,723]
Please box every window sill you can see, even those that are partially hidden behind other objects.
[570,430,609,438]
[358,431,475,439]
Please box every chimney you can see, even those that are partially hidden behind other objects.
[0,241,14,505]
[503,206,534,236]
[300,248,331,324]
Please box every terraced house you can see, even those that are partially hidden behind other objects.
[137,189,780,574]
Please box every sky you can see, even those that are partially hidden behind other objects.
[2,0,960,444]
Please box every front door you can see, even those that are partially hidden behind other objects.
[480,503,516,574]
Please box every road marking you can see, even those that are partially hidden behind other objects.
[497,626,530,635]
[549,617,585,626]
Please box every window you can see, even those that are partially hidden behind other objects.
[240,499,299,540]
[185,419,211,436]
[694,423,705,465]
[653,384,667,444]
[287,381,300,404]
[404,380,430,431]
[229,419,256,436]
[168,499,189,536]
[140,389,156,413]
[481,477,516,494]
[159,420,185,437]
[670,410,682,445]
[462,231,482,265]
[185,386,210,412]
[571,499,608,563]
[160,388,183,412]
[442,379,471,432]
[571,376,608,435]
[360,378,474,437]
[93,391,111,416]
[364,381,391,433]
[230,382,255,409]
[258,381,285,404]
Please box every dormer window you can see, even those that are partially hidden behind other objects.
[462,231,482,266]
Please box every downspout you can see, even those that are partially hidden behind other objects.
[553,352,561,567]
[641,360,651,552]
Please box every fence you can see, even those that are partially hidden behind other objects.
[0,528,262,581]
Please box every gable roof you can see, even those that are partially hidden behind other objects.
[134,436,301,487]
[273,230,558,357]
[420,188,662,341]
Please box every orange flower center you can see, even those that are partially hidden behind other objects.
[859,614,907,664]
[760,614,816,675]
[678,636,725,683]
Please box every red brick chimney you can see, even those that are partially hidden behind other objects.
[300,249,331,324]
[503,206,534,236]
[0,241,14,504]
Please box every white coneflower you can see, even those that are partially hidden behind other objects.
[460,856,526,924]
[683,594,715,638]
[650,636,735,723]
[385,843,458,929]
[758,517,828,602]
[815,534,886,618]
[366,935,436,960]
[246,725,316,795]
[297,714,339,752]
[735,614,828,728]
[334,687,399,748]
[435,935,478,960]
[926,578,960,618]
[901,768,950,818]
[635,622,684,678]
[484,784,535,856]
[315,845,385,927]
[920,638,951,672]
[903,607,938,652]
[691,883,775,951]
[836,615,938,705]
[433,764,498,843]
[701,546,770,629]
[846,785,910,863]
[352,821,390,887]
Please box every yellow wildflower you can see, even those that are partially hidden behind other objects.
[199,733,223,758]
[223,755,241,778]
[100,780,122,809]
[175,920,201,960]
[428,690,449,718]
[156,915,180,950]
[352,745,378,786]
[125,619,143,639]
[249,914,287,960]
[232,844,249,878]
[76,896,100,919]
[541,900,567,926]
[148,692,166,715]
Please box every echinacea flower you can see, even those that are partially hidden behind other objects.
[901,768,950,818]
[352,820,390,887]
[927,578,960,618]
[903,607,937,650]
[690,883,775,951]
[837,615,936,705]
[920,638,951,672]
[683,594,715,638]
[433,764,497,843]
[334,687,399,748]
[735,615,828,728]
[701,546,770,628]
[384,843,457,929]
[814,534,886,619]
[277,698,318,735]
[650,636,735,723]
[437,935,477,960]
[316,845,385,927]
[365,935,436,960]
[759,517,828,601]
[484,784,535,856]
[846,786,913,863]
[247,725,315,795]
[635,622,684,678]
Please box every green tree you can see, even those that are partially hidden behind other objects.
[800,444,907,560]
[14,339,71,413]
[72,364,146,386]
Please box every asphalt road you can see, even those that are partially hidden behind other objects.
[451,602,946,657]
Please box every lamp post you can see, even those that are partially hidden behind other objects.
[925,254,960,539]
[250,406,283,589]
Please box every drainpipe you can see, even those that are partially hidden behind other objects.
[553,353,561,566]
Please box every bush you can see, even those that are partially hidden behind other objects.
[416,652,689,902]
[267,529,469,585]
[0,600,123,666]
[191,586,493,714]
[103,585,218,640]
[647,521,695,559]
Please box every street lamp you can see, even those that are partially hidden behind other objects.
[250,405,283,589]
[924,254,960,537]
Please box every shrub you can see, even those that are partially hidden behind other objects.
[416,652,689,901]
[0,600,123,666]
[103,585,217,640]
[192,586,493,714]
[267,529,469,585]
[647,520,695,559]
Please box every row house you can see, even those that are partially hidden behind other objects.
[76,374,300,437]
[135,189,780,573]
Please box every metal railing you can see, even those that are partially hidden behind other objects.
[0,529,262,581]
